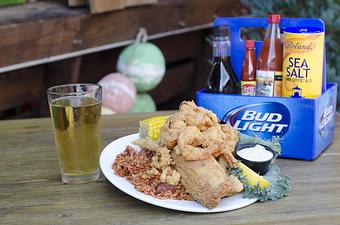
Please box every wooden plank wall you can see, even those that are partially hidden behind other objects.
[0,0,246,119]
[0,0,246,67]
[40,30,212,115]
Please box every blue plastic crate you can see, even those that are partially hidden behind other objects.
[196,17,337,160]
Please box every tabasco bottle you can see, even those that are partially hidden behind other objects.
[206,26,240,94]
[241,40,256,95]
[256,14,283,96]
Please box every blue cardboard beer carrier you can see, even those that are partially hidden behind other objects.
[196,17,337,160]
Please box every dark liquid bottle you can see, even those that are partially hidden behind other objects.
[206,26,240,94]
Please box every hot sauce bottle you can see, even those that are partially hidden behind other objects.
[241,40,256,96]
[206,26,240,94]
[256,14,283,96]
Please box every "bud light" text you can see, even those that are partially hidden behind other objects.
[223,102,290,139]
[233,110,288,133]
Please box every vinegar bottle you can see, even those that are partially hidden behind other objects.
[256,14,283,96]
[206,26,240,94]
[241,40,257,95]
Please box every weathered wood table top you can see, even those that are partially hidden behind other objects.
[1,112,339,225]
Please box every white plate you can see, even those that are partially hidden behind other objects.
[100,133,257,213]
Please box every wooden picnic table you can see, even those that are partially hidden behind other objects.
[1,112,340,224]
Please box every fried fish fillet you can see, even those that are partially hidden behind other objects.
[173,152,243,209]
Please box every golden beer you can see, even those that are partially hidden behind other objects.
[47,84,102,184]
[50,96,101,176]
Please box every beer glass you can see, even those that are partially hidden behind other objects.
[47,84,102,184]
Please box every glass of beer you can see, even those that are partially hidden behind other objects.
[47,84,102,184]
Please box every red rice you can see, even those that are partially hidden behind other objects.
[112,145,192,200]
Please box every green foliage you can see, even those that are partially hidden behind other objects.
[0,0,25,6]
[242,0,340,108]
[229,164,291,201]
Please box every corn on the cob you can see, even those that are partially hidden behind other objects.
[139,116,169,140]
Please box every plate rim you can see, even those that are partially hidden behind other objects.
[99,133,257,213]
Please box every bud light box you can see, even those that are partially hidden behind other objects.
[196,17,337,160]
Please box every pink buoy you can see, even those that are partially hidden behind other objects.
[98,73,136,114]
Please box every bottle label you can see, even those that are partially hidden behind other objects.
[274,71,282,96]
[241,81,256,96]
[256,70,275,96]
[282,31,324,98]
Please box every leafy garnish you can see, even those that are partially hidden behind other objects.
[229,164,290,201]
[230,133,290,201]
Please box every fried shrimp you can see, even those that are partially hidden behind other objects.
[159,112,186,150]
[202,125,238,167]
[220,124,239,154]
[175,126,213,160]
[220,124,239,167]
[158,101,239,166]
[179,101,219,131]
[202,126,225,144]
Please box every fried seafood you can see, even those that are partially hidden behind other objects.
[175,126,220,161]
[221,124,239,154]
[159,101,222,150]
[201,126,238,167]
[159,112,186,150]
[173,152,243,208]
[167,102,239,167]
[133,138,180,185]
[179,101,219,131]
[126,101,242,208]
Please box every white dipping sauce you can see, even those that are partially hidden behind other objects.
[237,144,273,162]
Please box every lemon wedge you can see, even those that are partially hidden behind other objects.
[238,162,270,189]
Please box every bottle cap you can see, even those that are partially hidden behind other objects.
[245,40,255,48]
[213,26,229,37]
[268,14,281,24]
[284,27,324,34]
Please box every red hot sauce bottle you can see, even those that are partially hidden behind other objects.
[256,14,283,96]
[241,40,257,96]
[206,26,240,94]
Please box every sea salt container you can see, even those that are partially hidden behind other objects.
[196,17,337,160]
